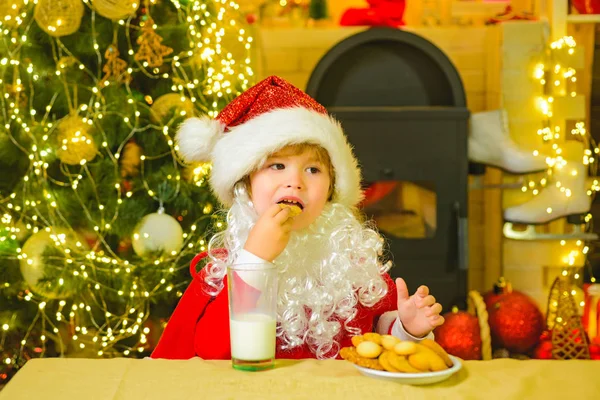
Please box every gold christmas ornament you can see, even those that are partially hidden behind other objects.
[182,162,211,186]
[19,228,74,299]
[2,215,30,242]
[120,140,143,178]
[150,93,195,124]
[134,18,173,68]
[91,0,140,20]
[547,276,590,359]
[57,56,78,71]
[34,0,84,37]
[0,0,25,27]
[56,115,98,165]
[132,208,184,258]
[6,82,27,109]
[12,219,30,242]
[101,44,131,85]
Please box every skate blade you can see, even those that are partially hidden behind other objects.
[503,222,598,241]
[469,176,525,190]
[468,161,549,176]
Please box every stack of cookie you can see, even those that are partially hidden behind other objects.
[340,333,453,373]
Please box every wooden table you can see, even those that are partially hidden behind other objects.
[1,357,599,399]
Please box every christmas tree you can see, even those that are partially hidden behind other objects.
[0,0,254,383]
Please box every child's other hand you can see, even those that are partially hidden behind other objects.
[244,203,294,261]
[396,278,445,338]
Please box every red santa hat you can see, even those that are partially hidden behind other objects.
[175,75,363,208]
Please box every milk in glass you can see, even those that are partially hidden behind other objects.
[230,313,276,361]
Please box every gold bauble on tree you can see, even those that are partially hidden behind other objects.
[34,0,84,37]
[0,0,25,27]
[150,93,195,124]
[6,82,27,109]
[182,162,211,186]
[57,56,78,71]
[120,140,142,178]
[56,114,98,165]
[12,219,30,242]
[132,208,184,258]
[19,228,75,299]
[91,0,140,20]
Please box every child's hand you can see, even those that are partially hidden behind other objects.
[244,203,295,262]
[396,278,444,338]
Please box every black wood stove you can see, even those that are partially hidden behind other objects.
[306,27,470,309]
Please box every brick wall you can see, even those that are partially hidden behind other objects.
[254,26,491,112]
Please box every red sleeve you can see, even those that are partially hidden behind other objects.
[151,253,217,359]
[367,273,398,335]
[371,273,398,314]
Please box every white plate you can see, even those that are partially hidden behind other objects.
[353,355,462,385]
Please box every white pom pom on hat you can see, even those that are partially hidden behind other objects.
[175,115,224,163]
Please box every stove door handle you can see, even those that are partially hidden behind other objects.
[455,201,468,271]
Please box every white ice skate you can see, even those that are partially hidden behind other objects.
[503,163,597,240]
[469,109,550,175]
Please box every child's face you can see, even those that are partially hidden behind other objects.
[249,146,332,230]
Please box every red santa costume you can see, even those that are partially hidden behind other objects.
[151,76,432,360]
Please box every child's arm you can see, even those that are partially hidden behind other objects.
[235,248,271,265]
[376,312,434,341]
[231,248,274,291]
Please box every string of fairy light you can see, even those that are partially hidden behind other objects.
[528,36,598,310]
[527,37,598,195]
[0,0,253,370]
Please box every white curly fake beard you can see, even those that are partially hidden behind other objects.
[205,187,390,359]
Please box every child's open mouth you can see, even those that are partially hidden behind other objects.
[277,198,304,211]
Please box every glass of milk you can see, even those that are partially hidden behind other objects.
[228,263,277,371]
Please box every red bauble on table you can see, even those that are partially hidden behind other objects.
[434,310,482,360]
[590,337,600,360]
[533,339,553,359]
[485,291,544,353]
[590,345,600,360]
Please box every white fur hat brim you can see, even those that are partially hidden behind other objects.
[177,107,363,208]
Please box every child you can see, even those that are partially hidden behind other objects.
[151,76,444,360]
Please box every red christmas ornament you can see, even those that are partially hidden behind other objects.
[589,343,600,360]
[539,329,551,342]
[75,228,99,250]
[485,280,544,353]
[245,13,257,25]
[121,179,133,194]
[143,317,166,349]
[434,310,482,360]
[117,238,132,255]
[572,0,600,14]
[483,277,512,309]
[533,339,553,360]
